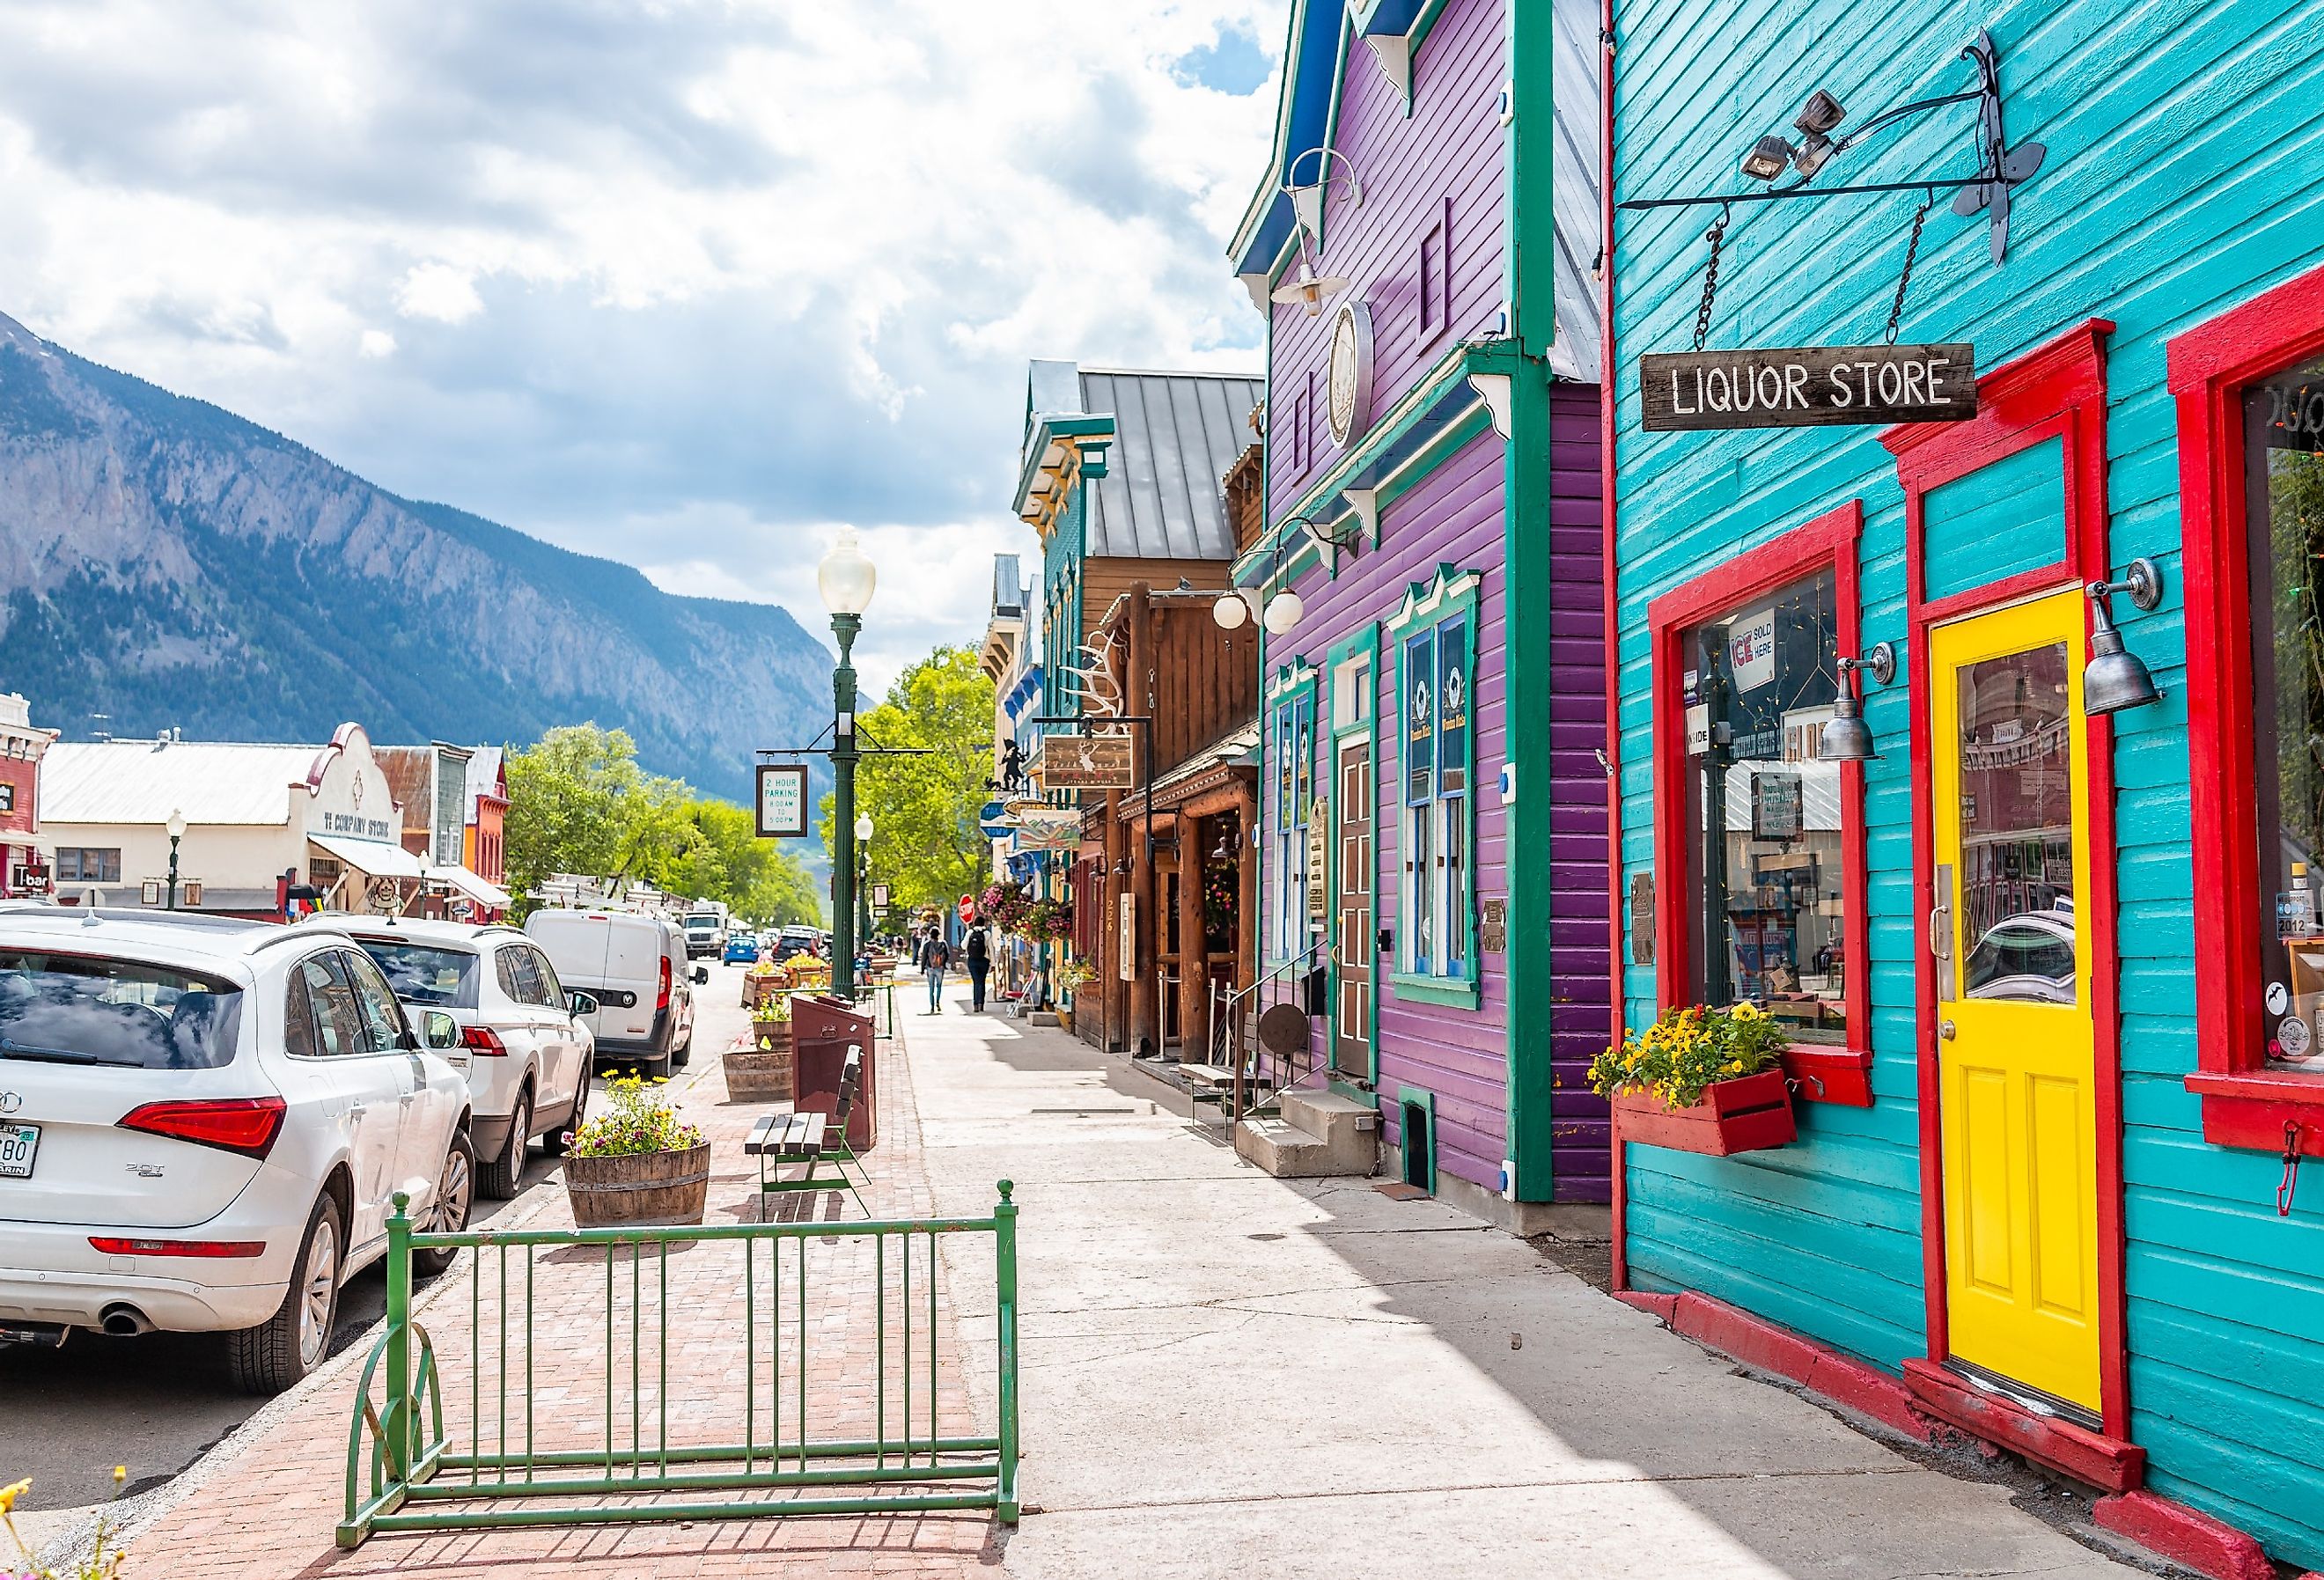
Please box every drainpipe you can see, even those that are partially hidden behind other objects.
[1598,0,1630,1291]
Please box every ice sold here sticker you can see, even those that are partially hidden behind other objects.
[1729,606,1777,694]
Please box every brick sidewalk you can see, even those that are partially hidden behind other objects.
[121,1008,1000,1580]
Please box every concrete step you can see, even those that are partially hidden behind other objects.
[1234,1090,1378,1178]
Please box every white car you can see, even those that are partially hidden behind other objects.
[0,908,474,1394]
[336,919,597,1200]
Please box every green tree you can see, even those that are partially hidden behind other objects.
[504,722,820,922]
[820,645,997,914]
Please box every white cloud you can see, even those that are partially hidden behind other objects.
[0,0,1282,678]
[394,263,484,324]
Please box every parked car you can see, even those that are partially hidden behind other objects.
[334,918,598,1200]
[525,910,705,1079]
[722,934,761,965]
[774,927,820,961]
[0,908,474,1393]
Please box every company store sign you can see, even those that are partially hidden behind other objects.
[1641,342,1977,431]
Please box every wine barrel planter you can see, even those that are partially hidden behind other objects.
[725,1029,795,1103]
[1611,1069,1797,1157]
[565,1142,710,1227]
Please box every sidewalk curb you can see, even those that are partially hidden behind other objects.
[52,1055,724,1570]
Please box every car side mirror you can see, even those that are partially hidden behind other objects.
[423,1010,461,1051]
[567,990,599,1018]
[691,966,710,986]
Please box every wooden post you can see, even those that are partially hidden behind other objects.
[1127,584,1157,1057]
[1100,801,1124,1049]
[1178,809,1206,1061]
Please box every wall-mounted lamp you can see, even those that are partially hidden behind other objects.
[1217,517,1319,636]
[2084,558,2165,715]
[1283,147,1363,249]
[1300,511,1364,570]
[1271,262,1350,319]
[1819,642,1896,761]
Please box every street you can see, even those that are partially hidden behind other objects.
[1,965,758,1562]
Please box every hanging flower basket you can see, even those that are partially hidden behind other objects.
[1589,1003,1798,1157]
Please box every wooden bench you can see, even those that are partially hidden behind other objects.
[742,1050,868,1217]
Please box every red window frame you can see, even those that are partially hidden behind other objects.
[2170,259,2324,1157]
[1647,499,1873,1104]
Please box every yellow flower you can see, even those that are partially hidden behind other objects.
[0,1477,28,1515]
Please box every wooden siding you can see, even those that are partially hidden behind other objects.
[1093,590,1261,780]
[1610,0,2324,1565]
[1268,0,1509,517]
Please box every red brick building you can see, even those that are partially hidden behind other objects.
[0,691,57,898]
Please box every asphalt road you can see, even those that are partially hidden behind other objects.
[0,960,755,1555]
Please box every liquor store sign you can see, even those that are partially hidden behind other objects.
[1641,342,1975,431]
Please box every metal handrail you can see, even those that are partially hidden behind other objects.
[1204,937,1327,1125]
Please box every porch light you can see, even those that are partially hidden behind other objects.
[1212,589,1257,630]
[1819,643,1896,762]
[2083,560,2165,716]
[1262,590,1305,636]
[1739,136,1792,183]
[1270,262,1350,319]
[1794,90,1847,136]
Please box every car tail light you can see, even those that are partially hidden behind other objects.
[461,1025,510,1056]
[115,1097,287,1160]
[657,955,672,1012]
[88,1237,266,1259]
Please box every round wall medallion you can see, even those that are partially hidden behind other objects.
[1327,300,1374,448]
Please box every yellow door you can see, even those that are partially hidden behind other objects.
[1930,589,2102,1415]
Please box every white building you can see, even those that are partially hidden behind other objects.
[37,722,442,916]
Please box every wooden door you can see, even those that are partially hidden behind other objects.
[1930,590,2102,1416]
[1334,735,1372,1077]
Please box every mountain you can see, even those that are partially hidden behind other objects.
[0,312,833,803]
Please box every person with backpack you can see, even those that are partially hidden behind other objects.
[916,929,953,1014]
[964,922,991,1012]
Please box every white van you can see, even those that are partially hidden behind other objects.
[524,910,704,1079]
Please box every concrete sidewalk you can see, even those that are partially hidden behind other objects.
[907,988,2158,1580]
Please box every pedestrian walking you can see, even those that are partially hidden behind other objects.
[965,923,990,1011]
[917,930,952,1014]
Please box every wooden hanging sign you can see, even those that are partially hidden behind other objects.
[1640,342,1976,431]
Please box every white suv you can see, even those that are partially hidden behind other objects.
[0,908,474,1393]
[338,920,596,1198]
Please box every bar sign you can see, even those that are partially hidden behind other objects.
[1641,342,1976,431]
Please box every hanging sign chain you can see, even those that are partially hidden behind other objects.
[1691,202,1732,352]
[1884,189,1937,347]
[2281,1121,2306,1217]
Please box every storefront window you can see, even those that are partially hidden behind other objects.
[1680,569,1850,1044]
[1273,687,1316,959]
[2247,353,2324,1073]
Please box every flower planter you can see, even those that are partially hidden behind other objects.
[1612,1069,1797,1157]
[565,1142,710,1227]
[725,1027,794,1103]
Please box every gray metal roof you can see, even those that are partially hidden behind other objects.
[1078,368,1263,562]
[1552,0,1604,382]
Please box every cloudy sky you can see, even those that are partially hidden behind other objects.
[0,1,1283,693]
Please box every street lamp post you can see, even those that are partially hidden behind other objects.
[854,814,874,956]
[819,528,878,1001]
[165,807,187,911]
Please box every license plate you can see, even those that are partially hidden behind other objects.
[0,1122,38,1179]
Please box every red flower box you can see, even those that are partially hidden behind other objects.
[1612,1069,1797,1157]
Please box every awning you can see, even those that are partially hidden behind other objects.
[425,863,511,909]
[309,833,427,879]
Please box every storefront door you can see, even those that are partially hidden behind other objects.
[1333,734,1372,1077]
[1929,589,2102,1416]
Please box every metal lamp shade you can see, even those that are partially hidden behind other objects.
[2083,625,2161,714]
[1818,694,1878,761]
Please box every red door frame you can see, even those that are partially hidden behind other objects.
[1644,499,1876,1103]
[2169,259,2324,1157]
[1881,319,2135,1452]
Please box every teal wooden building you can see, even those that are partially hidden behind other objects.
[1604,2,2324,1569]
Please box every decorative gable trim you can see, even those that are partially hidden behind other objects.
[1385,563,1482,636]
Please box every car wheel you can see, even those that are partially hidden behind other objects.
[414,1128,474,1278]
[672,1024,693,1069]
[541,1077,586,1156]
[479,1086,531,1199]
[227,1193,342,1395]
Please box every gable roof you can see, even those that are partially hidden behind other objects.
[1078,368,1263,561]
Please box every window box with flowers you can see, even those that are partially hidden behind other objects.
[1589,1003,1798,1157]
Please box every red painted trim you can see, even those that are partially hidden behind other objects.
[1891,320,2134,1444]
[2169,259,2324,1149]
[1663,1291,1928,1441]
[1902,1358,2144,1492]
[1646,501,1872,1095]
[2092,1492,2277,1580]
[1613,1290,1678,1322]
[1600,0,1628,1292]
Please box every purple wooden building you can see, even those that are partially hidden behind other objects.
[1224,0,1608,1225]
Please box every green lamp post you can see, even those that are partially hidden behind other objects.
[819,527,877,1000]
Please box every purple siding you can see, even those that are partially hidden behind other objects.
[1547,380,1611,1201]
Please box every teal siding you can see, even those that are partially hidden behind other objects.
[1611,0,2324,1563]
[1920,436,2065,603]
